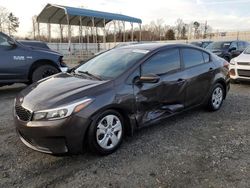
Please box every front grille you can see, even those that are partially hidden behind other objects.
[15,105,32,121]
[237,62,250,66]
[238,69,250,77]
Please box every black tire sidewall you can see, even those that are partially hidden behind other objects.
[224,56,230,62]
[32,65,59,83]
[208,83,224,111]
[87,110,124,155]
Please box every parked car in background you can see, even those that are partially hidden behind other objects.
[0,32,68,86]
[229,46,250,82]
[190,41,213,48]
[18,40,50,50]
[205,40,250,62]
[14,43,230,155]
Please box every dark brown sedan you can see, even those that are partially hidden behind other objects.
[14,43,230,155]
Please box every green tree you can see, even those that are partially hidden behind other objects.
[7,12,19,35]
[165,29,175,40]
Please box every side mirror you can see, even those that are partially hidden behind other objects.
[229,47,236,52]
[135,74,160,84]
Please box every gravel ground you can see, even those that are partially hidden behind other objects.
[0,83,249,188]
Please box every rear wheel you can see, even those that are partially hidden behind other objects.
[31,65,59,83]
[207,83,224,111]
[87,110,124,155]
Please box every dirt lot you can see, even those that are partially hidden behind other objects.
[0,83,249,188]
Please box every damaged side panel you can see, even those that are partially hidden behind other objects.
[134,71,187,126]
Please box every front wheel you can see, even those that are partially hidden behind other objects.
[87,110,124,155]
[207,83,225,111]
[31,65,59,83]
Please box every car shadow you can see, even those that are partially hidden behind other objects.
[0,84,26,98]
[233,80,250,86]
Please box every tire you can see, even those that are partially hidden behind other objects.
[31,65,59,83]
[207,83,225,111]
[87,110,124,155]
[224,56,230,62]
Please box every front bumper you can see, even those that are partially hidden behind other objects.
[14,114,91,154]
[229,64,250,81]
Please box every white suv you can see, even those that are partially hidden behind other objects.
[229,46,250,82]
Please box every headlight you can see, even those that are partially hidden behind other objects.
[33,98,93,121]
[230,58,236,65]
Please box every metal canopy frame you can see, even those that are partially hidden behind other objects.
[37,4,142,61]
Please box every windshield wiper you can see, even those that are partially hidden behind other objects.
[78,71,102,80]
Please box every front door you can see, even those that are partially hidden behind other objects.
[0,33,27,81]
[133,48,187,126]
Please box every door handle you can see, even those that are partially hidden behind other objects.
[177,78,185,83]
[209,67,214,71]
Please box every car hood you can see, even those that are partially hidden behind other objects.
[18,73,111,111]
[19,42,62,56]
[30,46,62,56]
[234,53,250,62]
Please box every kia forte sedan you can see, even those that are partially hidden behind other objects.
[14,43,230,155]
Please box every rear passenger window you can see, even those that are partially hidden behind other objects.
[142,49,180,75]
[203,52,210,63]
[182,48,204,68]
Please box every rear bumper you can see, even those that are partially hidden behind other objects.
[14,114,91,154]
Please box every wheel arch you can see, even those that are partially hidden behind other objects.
[89,104,137,137]
[214,78,227,99]
[28,59,60,81]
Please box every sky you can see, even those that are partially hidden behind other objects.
[1,0,250,36]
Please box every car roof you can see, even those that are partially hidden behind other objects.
[119,42,199,51]
[212,40,247,43]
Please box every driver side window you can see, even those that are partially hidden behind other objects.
[141,48,181,75]
[0,33,11,47]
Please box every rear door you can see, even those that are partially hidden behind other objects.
[0,33,27,81]
[181,48,215,107]
[133,48,187,125]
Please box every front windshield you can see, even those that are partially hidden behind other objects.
[244,46,250,54]
[75,48,148,80]
[0,32,11,46]
[206,42,231,50]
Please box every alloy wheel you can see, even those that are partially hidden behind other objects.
[96,114,122,150]
[212,87,223,109]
